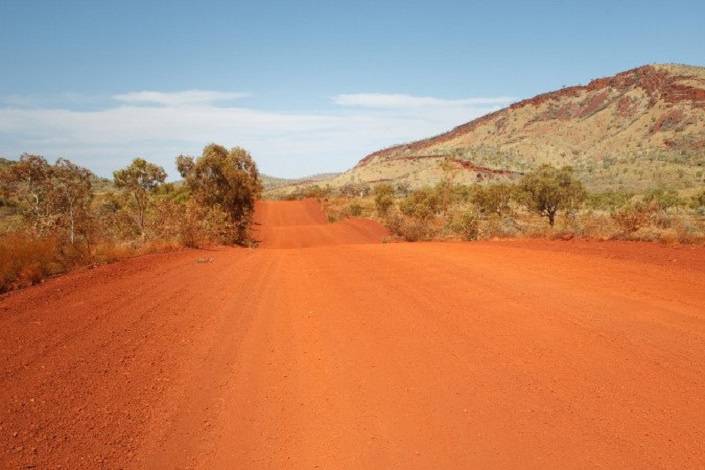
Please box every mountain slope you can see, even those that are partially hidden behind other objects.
[332,64,705,192]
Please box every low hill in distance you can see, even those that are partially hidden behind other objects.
[274,64,705,195]
[262,172,341,191]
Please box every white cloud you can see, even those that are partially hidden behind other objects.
[0,90,509,178]
[113,90,250,106]
[0,92,106,108]
[333,93,515,109]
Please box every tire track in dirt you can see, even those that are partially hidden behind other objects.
[1,199,705,468]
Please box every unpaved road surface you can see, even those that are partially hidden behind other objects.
[2,199,705,468]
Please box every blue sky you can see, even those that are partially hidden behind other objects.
[1,0,704,178]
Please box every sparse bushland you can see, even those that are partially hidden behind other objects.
[0,144,262,292]
[314,164,705,245]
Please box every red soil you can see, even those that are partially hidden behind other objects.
[253,199,389,248]
[2,200,705,468]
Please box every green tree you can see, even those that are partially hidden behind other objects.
[0,155,94,244]
[53,158,94,245]
[0,154,55,234]
[177,144,261,243]
[113,158,167,237]
[519,165,586,226]
[473,183,514,216]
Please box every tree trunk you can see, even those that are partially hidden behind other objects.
[135,193,146,239]
[69,209,75,244]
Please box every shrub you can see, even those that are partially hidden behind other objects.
[150,199,231,248]
[0,233,59,292]
[348,202,363,217]
[178,201,231,248]
[483,215,522,239]
[611,202,655,234]
[93,192,142,241]
[373,184,394,216]
[399,188,440,221]
[643,188,684,210]
[295,184,330,200]
[449,184,475,204]
[434,179,455,214]
[653,210,674,229]
[674,218,705,244]
[394,182,411,196]
[567,211,614,240]
[472,183,514,216]
[382,210,403,234]
[691,190,705,210]
[448,210,480,240]
[586,191,634,210]
[339,182,371,198]
[397,217,429,242]
[382,209,432,242]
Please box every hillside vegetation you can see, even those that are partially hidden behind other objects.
[318,64,705,192]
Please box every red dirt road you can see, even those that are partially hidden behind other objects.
[2,199,705,468]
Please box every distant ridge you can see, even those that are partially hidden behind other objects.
[262,172,340,190]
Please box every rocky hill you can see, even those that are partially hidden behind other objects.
[329,64,705,192]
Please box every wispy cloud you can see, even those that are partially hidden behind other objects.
[333,93,515,109]
[113,90,251,106]
[0,92,107,109]
[0,90,510,178]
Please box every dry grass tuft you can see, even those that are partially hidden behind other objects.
[0,233,59,292]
